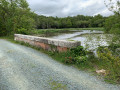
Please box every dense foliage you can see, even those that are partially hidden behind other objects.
[35,14,106,29]
[104,0,120,33]
[97,46,120,83]
[104,14,120,33]
[0,0,35,36]
[48,46,88,65]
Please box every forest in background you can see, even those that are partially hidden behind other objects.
[35,14,106,29]
[0,0,120,36]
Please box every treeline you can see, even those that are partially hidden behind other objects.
[0,0,119,36]
[35,14,106,29]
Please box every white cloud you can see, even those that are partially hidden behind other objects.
[27,0,113,17]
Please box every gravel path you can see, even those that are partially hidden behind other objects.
[0,39,120,90]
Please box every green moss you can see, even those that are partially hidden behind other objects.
[49,80,67,90]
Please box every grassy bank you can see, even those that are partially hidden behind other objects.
[36,27,104,31]
[30,28,104,36]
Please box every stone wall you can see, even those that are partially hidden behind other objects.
[14,34,81,52]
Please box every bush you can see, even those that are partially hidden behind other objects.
[17,28,28,35]
[64,56,75,64]
[70,46,86,57]
[56,46,88,64]
[64,46,87,64]
[75,56,88,64]
[108,44,120,52]
[104,14,120,34]
[97,47,120,83]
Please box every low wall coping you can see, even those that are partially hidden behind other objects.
[14,34,81,48]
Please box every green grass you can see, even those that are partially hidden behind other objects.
[0,35,14,42]
[49,80,67,90]
[37,27,104,31]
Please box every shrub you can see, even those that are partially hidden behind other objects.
[104,14,120,34]
[75,56,88,64]
[70,46,86,57]
[97,47,120,83]
[17,28,28,35]
[64,56,75,64]
[58,46,88,64]
[63,46,88,64]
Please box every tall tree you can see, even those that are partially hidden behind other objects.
[0,0,35,36]
[104,0,120,14]
[104,0,120,33]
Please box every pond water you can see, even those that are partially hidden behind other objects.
[48,30,113,52]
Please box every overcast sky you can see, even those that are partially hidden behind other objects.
[27,0,113,17]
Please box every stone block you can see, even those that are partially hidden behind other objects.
[14,34,81,52]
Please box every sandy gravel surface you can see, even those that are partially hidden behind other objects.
[0,39,120,90]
